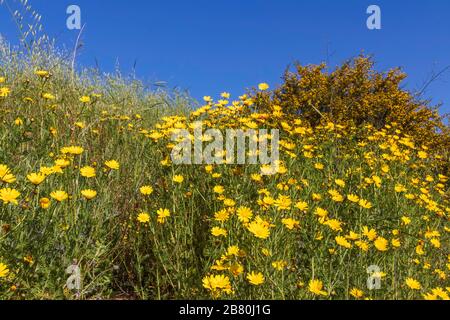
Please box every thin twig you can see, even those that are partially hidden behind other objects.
[71,23,86,79]
[417,65,450,98]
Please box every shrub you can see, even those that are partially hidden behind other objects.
[251,56,450,156]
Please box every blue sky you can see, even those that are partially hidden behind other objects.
[1,0,449,114]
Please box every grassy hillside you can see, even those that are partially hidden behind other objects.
[0,39,449,299]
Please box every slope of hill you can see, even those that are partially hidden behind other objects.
[0,38,449,300]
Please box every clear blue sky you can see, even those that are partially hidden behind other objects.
[1,0,449,114]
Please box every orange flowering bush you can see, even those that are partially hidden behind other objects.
[251,56,450,159]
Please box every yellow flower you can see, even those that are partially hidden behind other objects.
[50,190,69,202]
[335,179,346,188]
[328,189,344,202]
[79,96,91,103]
[258,83,269,91]
[350,288,364,298]
[391,238,401,248]
[335,236,352,249]
[61,146,84,155]
[362,226,377,241]
[140,185,154,195]
[424,230,440,239]
[74,122,85,129]
[227,246,240,256]
[223,198,236,207]
[221,92,230,99]
[401,216,411,225]
[39,166,55,176]
[417,151,428,159]
[372,175,382,187]
[314,163,324,170]
[23,255,34,265]
[358,199,373,209]
[105,160,120,170]
[431,287,449,300]
[42,93,56,100]
[159,157,170,166]
[172,175,184,184]
[0,164,16,183]
[282,218,300,230]
[274,195,292,210]
[236,206,253,223]
[347,194,360,203]
[213,185,225,194]
[27,172,46,185]
[211,227,227,237]
[39,197,51,209]
[355,240,369,252]
[324,219,343,232]
[80,166,96,178]
[430,238,441,248]
[202,274,232,293]
[423,292,438,300]
[261,248,272,257]
[55,159,71,168]
[272,260,288,271]
[314,207,328,218]
[247,272,265,285]
[81,189,97,200]
[346,231,360,240]
[374,237,389,252]
[247,220,270,239]
[312,193,322,201]
[137,212,150,223]
[405,278,421,290]
[0,263,9,278]
[0,87,11,97]
[0,188,20,205]
[229,263,244,277]
[52,165,63,175]
[156,208,170,224]
[308,279,327,296]
[295,201,309,212]
[214,209,230,222]
[416,245,425,256]
[34,70,50,77]
[259,195,274,209]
